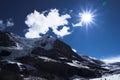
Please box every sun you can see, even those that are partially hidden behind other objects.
[80,10,95,26]
[81,12,93,23]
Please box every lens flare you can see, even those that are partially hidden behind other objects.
[80,10,95,26]
[81,12,93,23]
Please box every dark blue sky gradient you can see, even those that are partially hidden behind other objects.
[0,0,120,58]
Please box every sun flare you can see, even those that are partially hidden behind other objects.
[80,10,95,26]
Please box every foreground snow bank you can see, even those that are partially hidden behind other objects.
[90,74,120,80]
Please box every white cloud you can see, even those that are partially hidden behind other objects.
[25,9,71,38]
[0,20,5,30]
[72,22,82,27]
[102,56,120,64]
[0,19,14,31]
[0,20,3,24]
[53,26,71,37]
[72,13,82,27]
[6,19,14,27]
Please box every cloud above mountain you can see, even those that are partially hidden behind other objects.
[0,19,14,30]
[25,9,71,38]
[102,56,120,63]
[0,20,4,30]
[6,18,14,27]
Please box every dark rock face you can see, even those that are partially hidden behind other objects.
[0,31,109,80]
[16,56,101,79]
[2,63,21,73]
[0,61,27,80]
[0,70,23,80]
[19,39,107,79]
[31,47,46,55]
[0,31,16,47]
[0,50,11,56]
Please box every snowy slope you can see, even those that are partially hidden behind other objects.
[0,32,56,60]
[90,74,120,80]
[70,74,120,80]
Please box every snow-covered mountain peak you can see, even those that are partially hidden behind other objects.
[0,31,119,80]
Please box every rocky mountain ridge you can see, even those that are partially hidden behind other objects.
[0,31,118,80]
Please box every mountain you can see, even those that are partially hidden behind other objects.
[0,31,118,80]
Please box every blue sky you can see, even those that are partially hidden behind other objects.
[0,0,120,59]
